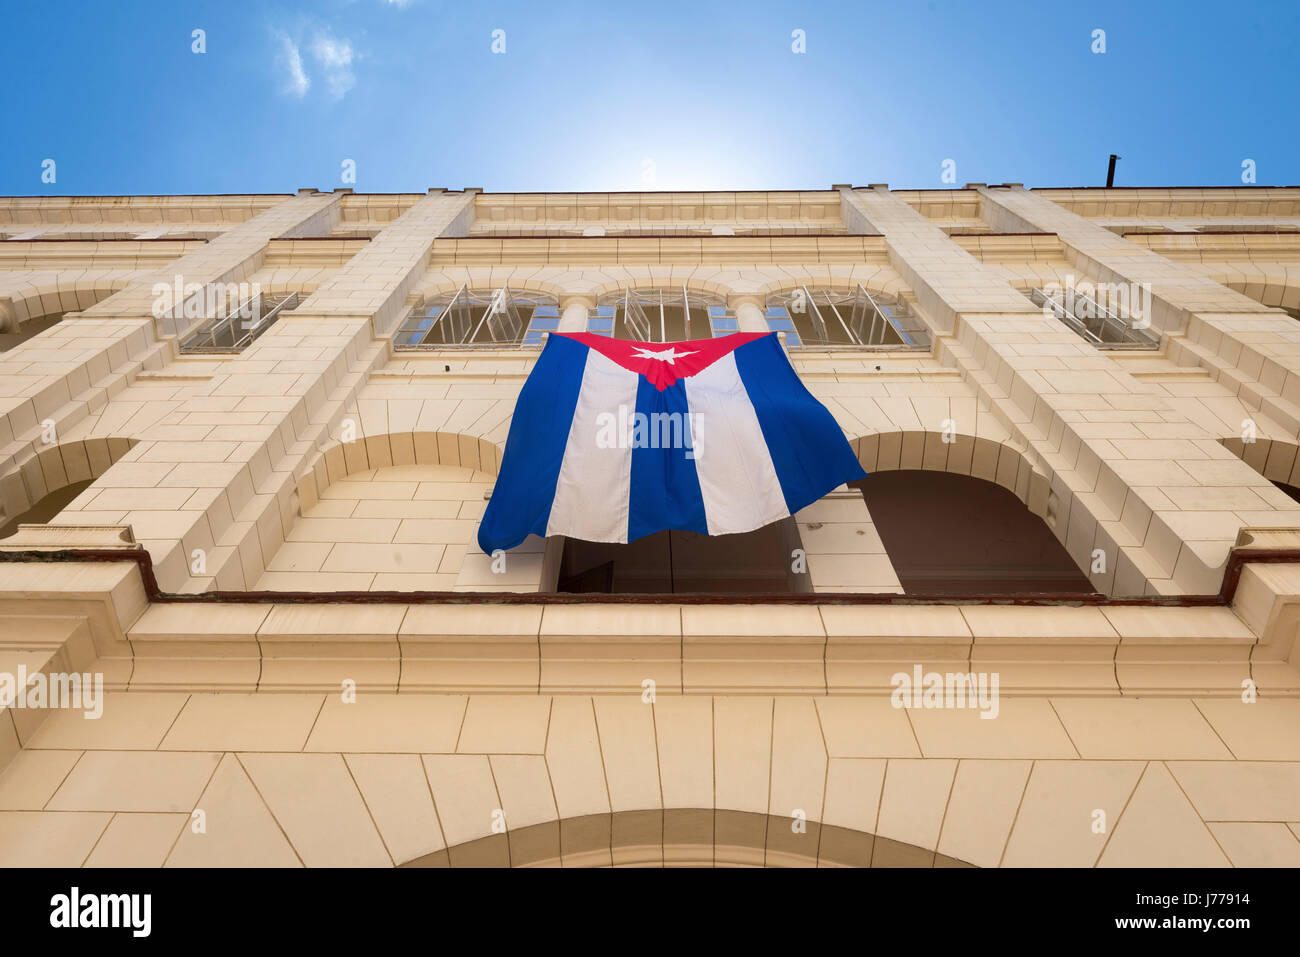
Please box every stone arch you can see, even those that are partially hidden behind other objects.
[1000,272,1073,294]
[414,276,571,304]
[586,276,732,303]
[1220,435,1300,489]
[1208,275,1300,314]
[0,279,128,329]
[400,808,975,868]
[855,429,1048,514]
[753,274,911,301]
[226,430,511,593]
[851,430,1095,594]
[0,437,139,539]
[303,430,501,507]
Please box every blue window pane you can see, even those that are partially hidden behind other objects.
[707,305,727,317]
[711,317,738,333]
[532,305,560,318]
[425,306,443,318]
[765,306,791,319]
[595,305,615,317]
[415,317,433,330]
[784,333,803,346]
[766,317,796,332]
[587,316,614,331]
[523,331,545,345]
[528,316,560,331]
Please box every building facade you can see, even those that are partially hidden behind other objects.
[1,184,1299,867]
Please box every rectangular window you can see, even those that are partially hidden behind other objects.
[179,292,300,354]
[587,305,615,336]
[707,305,738,337]
[1028,287,1158,349]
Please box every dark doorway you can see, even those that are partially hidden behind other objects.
[853,470,1096,595]
[1273,480,1300,505]
[0,311,66,352]
[0,479,93,539]
[558,520,803,594]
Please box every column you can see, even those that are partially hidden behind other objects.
[557,295,593,333]
[730,295,769,333]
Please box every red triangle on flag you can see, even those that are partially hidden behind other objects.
[556,332,770,390]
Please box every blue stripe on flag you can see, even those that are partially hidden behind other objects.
[733,333,867,514]
[628,375,709,542]
[477,334,590,553]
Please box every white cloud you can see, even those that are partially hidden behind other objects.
[279,34,310,97]
[310,31,356,100]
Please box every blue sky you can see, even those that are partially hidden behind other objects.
[2,0,1297,195]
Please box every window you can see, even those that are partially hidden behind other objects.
[592,287,734,342]
[764,285,930,349]
[1026,287,1158,349]
[394,286,559,348]
[179,292,300,354]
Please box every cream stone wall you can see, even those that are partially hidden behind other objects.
[4,185,1300,867]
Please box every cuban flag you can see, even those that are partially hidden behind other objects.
[477,332,866,554]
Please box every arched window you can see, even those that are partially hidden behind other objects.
[764,285,929,348]
[592,287,732,342]
[395,286,560,347]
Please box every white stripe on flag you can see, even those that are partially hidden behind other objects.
[684,351,788,535]
[546,348,640,543]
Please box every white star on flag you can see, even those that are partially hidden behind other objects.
[630,346,698,364]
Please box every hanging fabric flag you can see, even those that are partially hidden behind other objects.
[477,331,866,554]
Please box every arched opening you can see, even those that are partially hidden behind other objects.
[0,479,93,539]
[1217,436,1300,508]
[764,285,928,348]
[249,431,507,592]
[1274,481,1300,504]
[1,286,123,351]
[1217,279,1300,319]
[593,287,728,342]
[262,460,493,592]
[0,309,67,351]
[395,287,560,347]
[0,438,139,540]
[399,808,974,868]
[852,470,1095,594]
